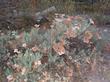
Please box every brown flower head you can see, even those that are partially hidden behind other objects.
[12,64,22,73]
[83,31,93,43]
[32,60,41,69]
[21,67,27,75]
[53,40,65,55]
[7,75,15,82]
[65,67,73,77]
[31,45,39,52]
[64,28,76,38]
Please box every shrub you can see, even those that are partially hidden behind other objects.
[1,14,105,82]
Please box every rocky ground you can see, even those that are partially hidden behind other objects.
[86,25,110,82]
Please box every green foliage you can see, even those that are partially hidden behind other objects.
[0,31,18,60]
